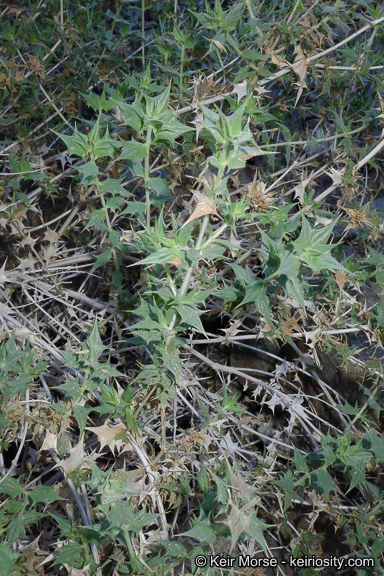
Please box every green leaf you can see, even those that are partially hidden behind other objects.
[159,540,187,558]
[82,88,115,112]
[217,284,241,304]
[51,514,73,539]
[102,500,159,533]
[221,2,243,31]
[138,247,181,266]
[230,263,254,284]
[73,404,92,436]
[176,304,205,334]
[148,177,170,196]
[123,201,146,217]
[53,542,84,567]
[293,446,308,474]
[182,287,213,306]
[240,281,270,321]
[8,517,26,545]
[365,431,384,463]
[118,139,147,162]
[201,105,225,144]
[113,100,144,133]
[0,477,26,499]
[86,461,111,493]
[276,470,297,509]
[86,208,107,230]
[183,519,217,547]
[93,131,120,159]
[309,468,334,498]
[99,177,129,197]
[318,438,337,467]
[106,196,124,210]
[293,216,347,274]
[0,542,19,574]
[284,275,306,310]
[28,484,63,505]
[85,322,108,364]
[77,160,101,180]
[91,250,113,271]
[8,373,31,398]
[153,117,192,144]
[144,85,170,120]
[241,49,266,61]
[248,513,270,553]
[211,471,228,504]
[55,127,89,158]
[55,377,82,400]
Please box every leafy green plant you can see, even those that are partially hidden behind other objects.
[1,0,384,574]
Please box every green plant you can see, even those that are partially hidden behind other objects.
[1,0,384,574]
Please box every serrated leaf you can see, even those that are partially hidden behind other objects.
[112,100,144,133]
[175,304,205,333]
[8,517,26,545]
[86,208,107,230]
[0,477,26,499]
[55,377,82,399]
[183,520,217,547]
[365,431,384,463]
[91,250,113,271]
[85,322,108,364]
[118,139,147,162]
[159,540,187,557]
[148,177,170,196]
[55,128,89,158]
[284,275,306,310]
[230,263,254,284]
[293,446,308,474]
[99,177,129,196]
[73,404,92,436]
[153,117,192,143]
[77,160,101,180]
[102,500,159,533]
[134,247,180,266]
[309,468,334,498]
[28,484,63,505]
[182,287,213,306]
[240,281,270,321]
[53,542,84,567]
[201,105,225,144]
[0,542,19,573]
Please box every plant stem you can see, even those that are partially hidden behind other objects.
[123,527,135,557]
[245,0,255,19]
[142,0,145,69]
[179,215,209,300]
[144,125,153,227]
[199,222,228,252]
[179,44,185,96]
[96,177,120,272]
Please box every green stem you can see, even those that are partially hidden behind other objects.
[142,0,145,69]
[95,177,119,272]
[245,0,255,19]
[144,125,153,227]
[164,214,210,349]
[199,222,228,252]
[179,44,185,96]
[123,527,135,557]
[164,159,227,353]
[179,215,210,300]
